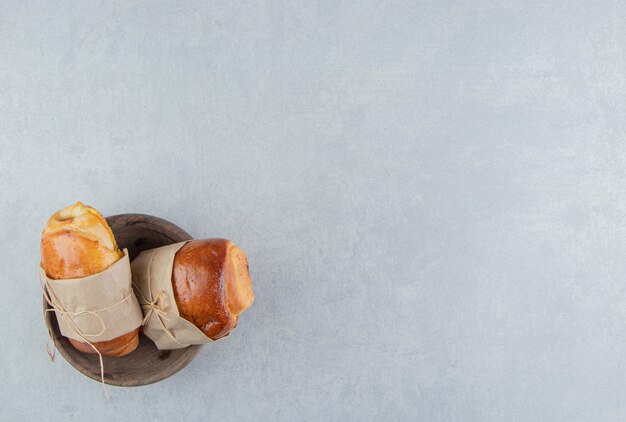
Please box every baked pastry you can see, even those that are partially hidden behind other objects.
[172,239,254,340]
[40,202,140,356]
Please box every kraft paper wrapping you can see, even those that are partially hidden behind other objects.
[131,241,214,350]
[40,249,143,343]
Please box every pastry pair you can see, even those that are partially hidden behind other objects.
[40,202,254,356]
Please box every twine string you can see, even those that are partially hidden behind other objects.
[132,282,186,347]
[39,271,136,399]
[45,341,56,362]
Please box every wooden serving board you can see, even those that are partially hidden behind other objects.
[43,214,203,387]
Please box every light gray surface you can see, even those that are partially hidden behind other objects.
[1,1,626,421]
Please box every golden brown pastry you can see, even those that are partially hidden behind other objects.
[40,202,140,357]
[172,239,254,340]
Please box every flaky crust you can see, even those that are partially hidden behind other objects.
[40,202,139,357]
[41,202,122,279]
[172,239,254,340]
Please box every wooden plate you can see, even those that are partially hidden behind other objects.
[43,213,203,387]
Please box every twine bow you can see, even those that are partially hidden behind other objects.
[138,289,168,326]
[39,270,135,399]
[132,283,186,347]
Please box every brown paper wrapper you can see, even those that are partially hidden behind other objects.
[39,249,143,343]
[130,241,214,350]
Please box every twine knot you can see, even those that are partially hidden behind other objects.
[39,270,111,399]
[133,283,185,347]
[139,290,169,326]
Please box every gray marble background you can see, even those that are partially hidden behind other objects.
[2,1,626,421]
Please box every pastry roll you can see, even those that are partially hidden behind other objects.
[40,202,140,357]
[172,239,254,340]
[131,238,254,349]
